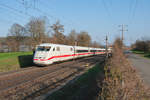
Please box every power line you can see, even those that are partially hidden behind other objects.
[16,0,79,32]
[0,3,32,24]
[38,0,84,30]
[17,0,75,24]
[128,0,134,20]
[101,0,112,19]
[0,3,32,17]
[0,7,23,23]
[128,0,138,24]
[16,0,58,21]
[132,0,138,21]
[16,0,89,31]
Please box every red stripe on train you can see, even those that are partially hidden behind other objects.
[34,52,105,61]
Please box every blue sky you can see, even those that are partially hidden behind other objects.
[0,0,150,45]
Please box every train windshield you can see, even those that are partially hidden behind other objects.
[37,46,51,51]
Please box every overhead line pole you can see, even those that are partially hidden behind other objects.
[105,35,108,58]
[119,24,128,44]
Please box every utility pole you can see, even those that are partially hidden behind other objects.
[105,35,108,58]
[119,24,128,43]
[74,40,77,61]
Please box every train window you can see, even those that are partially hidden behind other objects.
[56,47,60,51]
[37,46,51,51]
[76,50,88,53]
[53,48,55,51]
[90,50,96,52]
[98,50,102,52]
[37,46,44,51]
[45,46,51,51]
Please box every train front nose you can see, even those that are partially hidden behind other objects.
[33,52,51,65]
[33,45,52,65]
[33,59,48,65]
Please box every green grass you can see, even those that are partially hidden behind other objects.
[132,50,145,54]
[0,52,33,72]
[144,53,150,58]
[46,62,104,100]
[132,50,150,59]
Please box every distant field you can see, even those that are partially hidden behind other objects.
[0,52,33,72]
[132,50,150,59]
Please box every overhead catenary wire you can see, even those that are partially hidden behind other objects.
[132,0,138,21]
[16,0,59,22]
[1,0,90,33]
[0,3,32,17]
[101,0,112,20]
[0,3,33,24]
[128,0,138,24]
[17,0,77,27]
[15,0,81,37]
[0,0,84,37]
[0,7,23,24]
[37,0,86,30]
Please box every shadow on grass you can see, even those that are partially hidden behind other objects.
[46,62,105,100]
[18,55,34,68]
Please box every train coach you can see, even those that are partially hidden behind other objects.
[33,43,107,65]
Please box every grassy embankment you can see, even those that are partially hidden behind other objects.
[132,50,150,58]
[0,52,33,72]
[98,40,150,100]
[46,62,105,100]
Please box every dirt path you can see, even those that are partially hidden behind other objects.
[127,53,150,86]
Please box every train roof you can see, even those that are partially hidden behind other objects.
[38,43,105,50]
[38,43,73,47]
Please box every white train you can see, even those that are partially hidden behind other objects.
[33,43,107,65]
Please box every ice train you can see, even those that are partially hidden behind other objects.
[33,43,109,65]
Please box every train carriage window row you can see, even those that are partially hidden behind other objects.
[76,50,88,53]
[90,50,105,52]
[76,49,105,53]
[90,50,96,52]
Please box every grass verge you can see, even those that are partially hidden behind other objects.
[132,50,150,59]
[0,52,33,72]
[46,62,105,100]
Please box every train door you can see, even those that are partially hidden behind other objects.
[73,46,77,59]
[56,46,61,61]
[51,47,59,62]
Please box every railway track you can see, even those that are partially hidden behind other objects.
[0,55,105,100]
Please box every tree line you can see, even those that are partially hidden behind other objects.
[132,39,150,52]
[5,16,102,52]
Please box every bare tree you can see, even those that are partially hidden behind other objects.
[77,31,91,47]
[133,40,149,52]
[91,41,102,48]
[51,21,66,44]
[67,29,77,46]
[6,37,18,52]
[8,23,26,51]
[26,17,46,49]
[113,38,123,50]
